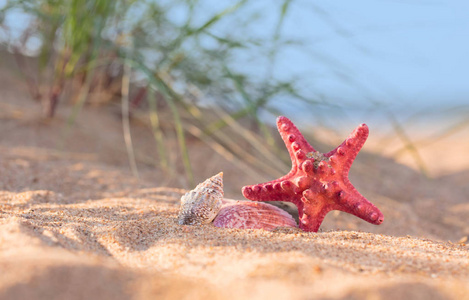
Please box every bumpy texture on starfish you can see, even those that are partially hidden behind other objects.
[242,116,384,232]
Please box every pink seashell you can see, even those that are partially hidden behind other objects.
[213,200,297,230]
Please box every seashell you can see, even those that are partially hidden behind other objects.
[213,200,297,230]
[178,172,224,225]
[177,172,297,230]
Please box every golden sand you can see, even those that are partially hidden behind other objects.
[0,70,468,299]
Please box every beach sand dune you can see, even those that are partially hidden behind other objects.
[1,70,468,299]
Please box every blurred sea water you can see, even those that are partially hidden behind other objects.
[266,99,469,136]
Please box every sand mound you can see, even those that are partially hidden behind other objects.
[1,69,468,299]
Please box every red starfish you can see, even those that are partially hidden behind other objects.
[242,116,384,232]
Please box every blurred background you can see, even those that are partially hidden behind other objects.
[0,0,468,189]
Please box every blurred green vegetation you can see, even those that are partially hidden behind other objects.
[1,0,320,185]
[2,0,462,185]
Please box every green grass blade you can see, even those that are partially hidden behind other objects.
[387,112,428,177]
[121,60,140,179]
[126,57,194,186]
[147,87,171,175]
[58,16,105,149]
[185,124,270,181]
[187,0,248,36]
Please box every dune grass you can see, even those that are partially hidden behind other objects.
[1,0,463,185]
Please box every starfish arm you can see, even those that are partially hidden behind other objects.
[298,189,335,232]
[326,123,368,175]
[277,116,315,171]
[242,179,299,202]
[333,186,384,225]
